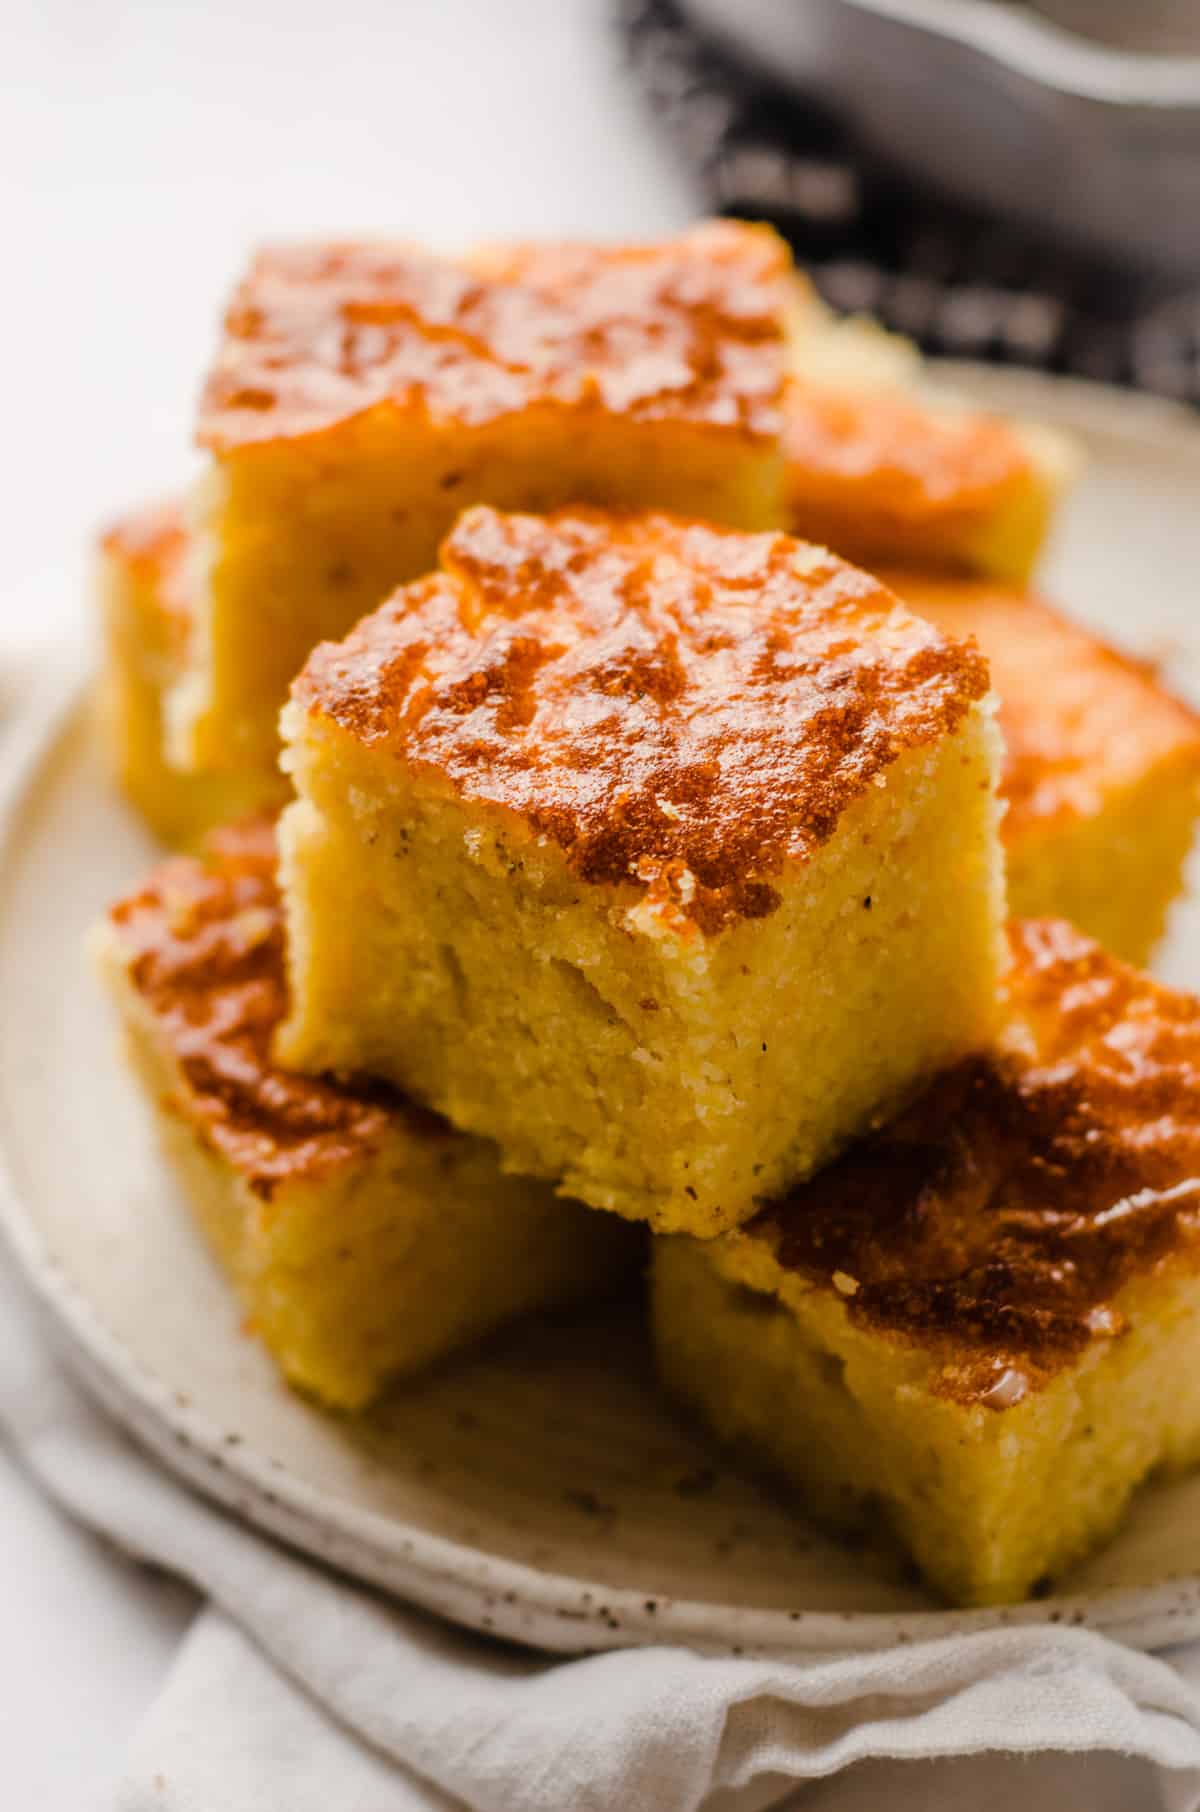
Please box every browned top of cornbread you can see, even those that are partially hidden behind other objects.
[107,819,443,1196]
[198,222,791,451]
[882,570,1200,836]
[753,918,1200,1403]
[100,497,191,625]
[294,505,990,936]
[786,388,1033,538]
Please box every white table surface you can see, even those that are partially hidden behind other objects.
[0,7,1171,1809]
[0,2,692,1801]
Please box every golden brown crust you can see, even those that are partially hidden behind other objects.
[99,497,192,627]
[881,570,1200,836]
[755,918,1200,1401]
[197,223,791,452]
[786,388,1034,545]
[294,505,990,936]
[106,820,440,1196]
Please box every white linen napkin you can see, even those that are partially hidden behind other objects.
[3,1261,1200,1811]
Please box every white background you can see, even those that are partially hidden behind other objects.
[0,2,693,1802]
[2,0,694,655]
[0,6,1173,1808]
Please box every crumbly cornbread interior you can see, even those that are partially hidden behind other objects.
[654,1235,1200,1607]
[172,223,793,773]
[1006,782,1200,969]
[277,506,1005,1237]
[886,567,1200,964]
[94,821,636,1408]
[96,499,288,846]
[654,919,1200,1605]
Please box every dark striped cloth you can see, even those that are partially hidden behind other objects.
[618,0,1200,403]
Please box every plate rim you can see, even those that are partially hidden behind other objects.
[6,365,1200,1657]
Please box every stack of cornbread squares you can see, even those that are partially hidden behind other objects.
[91,219,1200,1609]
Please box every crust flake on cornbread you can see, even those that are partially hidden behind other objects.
[277,503,1005,1238]
[92,819,635,1408]
[96,498,289,846]
[171,221,795,772]
[654,918,1200,1606]
[886,568,1200,963]
[787,284,1076,580]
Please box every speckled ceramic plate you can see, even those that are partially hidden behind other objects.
[5,368,1200,1659]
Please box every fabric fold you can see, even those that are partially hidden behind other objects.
[3,1258,1200,1810]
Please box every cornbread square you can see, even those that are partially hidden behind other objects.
[787,286,1076,580]
[886,569,1200,964]
[96,499,288,846]
[654,918,1200,1606]
[172,221,794,772]
[277,504,1005,1237]
[93,820,635,1409]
